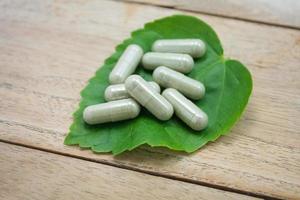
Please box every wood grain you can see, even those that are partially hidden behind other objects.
[0,142,259,200]
[121,0,300,29]
[0,0,300,199]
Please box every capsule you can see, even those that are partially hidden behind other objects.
[162,88,208,131]
[153,66,205,100]
[142,52,194,74]
[152,39,206,58]
[125,75,173,120]
[104,81,161,101]
[83,99,140,125]
[109,44,143,84]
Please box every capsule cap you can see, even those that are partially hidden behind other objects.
[83,106,96,125]
[191,111,208,131]
[127,99,141,118]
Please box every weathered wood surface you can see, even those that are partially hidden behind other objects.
[0,0,300,199]
[0,143,260,200]
[122,0,300,29]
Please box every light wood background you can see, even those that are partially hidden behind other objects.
[123,0,300,29]
[1,142,260,200]
[0,0,299,199]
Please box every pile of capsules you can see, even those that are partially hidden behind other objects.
[83,39,208,131]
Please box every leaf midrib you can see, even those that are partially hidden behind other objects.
[213,59,227,131]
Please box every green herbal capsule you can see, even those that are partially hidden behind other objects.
[104,81,161,101]
[109,44,143,84]
[153,66,205,100]
[152,39,206,58]
[125,75,174,121]
[142,52,194,74]
[162,88,208,131]
[83,99,140,125]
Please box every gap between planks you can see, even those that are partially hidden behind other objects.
[1,142,262,200]
[117,0,300,31]
[0,139,279,200]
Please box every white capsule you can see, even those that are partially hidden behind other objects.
[104,81,161,101]
[152,39,206,58]
[153,66,205,100]
[83,99,140,125]
[163,88,208,131]
[125,75,173,121]
[142,52,194,74]
[109,44,143,84]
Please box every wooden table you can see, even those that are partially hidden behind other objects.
[0,0,299,199]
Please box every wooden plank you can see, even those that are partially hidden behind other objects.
[122,0,300,29]
[0,0,300,199]
[0,143,258,200]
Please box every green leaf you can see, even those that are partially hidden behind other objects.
[64,15,252,155]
